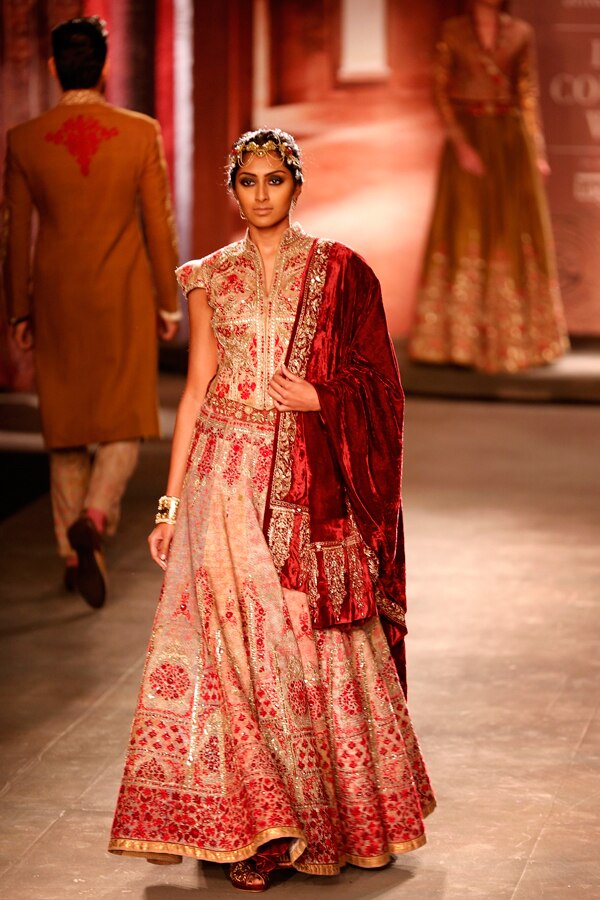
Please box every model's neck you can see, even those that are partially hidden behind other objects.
[248,219,291,255]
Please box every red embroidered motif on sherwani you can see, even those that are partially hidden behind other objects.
[45,115,118,175]
[109,225,434,874]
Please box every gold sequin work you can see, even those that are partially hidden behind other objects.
[176,223,314,410]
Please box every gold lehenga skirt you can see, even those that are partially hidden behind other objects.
[409,108,569,373]
[108,398,435,875]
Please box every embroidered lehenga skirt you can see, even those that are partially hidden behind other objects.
[409,106,569,373]
[109,398,435,874]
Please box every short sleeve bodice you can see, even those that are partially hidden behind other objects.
[176,223,315,410]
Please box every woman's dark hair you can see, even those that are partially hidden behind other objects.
[51,17,108,91]
[227,128,304,190]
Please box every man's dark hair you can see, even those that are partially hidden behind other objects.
[50,17,108,91]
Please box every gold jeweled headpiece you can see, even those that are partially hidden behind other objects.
[229,138,303,181]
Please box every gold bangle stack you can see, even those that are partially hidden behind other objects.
[155,495,180,525]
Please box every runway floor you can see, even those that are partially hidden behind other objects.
[1,385,599,899]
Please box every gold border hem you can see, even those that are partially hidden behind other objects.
[108,827,307,865]
[109,830,428,875]
[289,833,427,875]
[422,798,437,819]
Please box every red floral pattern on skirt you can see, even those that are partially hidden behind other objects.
[109,401,434,874]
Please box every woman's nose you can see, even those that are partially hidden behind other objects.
[255,180,268,201]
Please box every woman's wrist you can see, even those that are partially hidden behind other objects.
[155,494,180,525]
[158,308,183,322]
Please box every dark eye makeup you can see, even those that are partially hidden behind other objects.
[238,176,286,187]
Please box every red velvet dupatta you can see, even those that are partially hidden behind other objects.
[263,240,408,693]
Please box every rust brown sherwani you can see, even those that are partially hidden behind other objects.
[3,88,179,449]
[3,88,180,559]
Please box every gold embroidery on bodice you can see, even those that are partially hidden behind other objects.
[177,223,314,410]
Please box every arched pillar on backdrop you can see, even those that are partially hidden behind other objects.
[337,0,389,83]
[263,0,462,107]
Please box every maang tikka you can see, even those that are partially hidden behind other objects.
[230,139,303,181]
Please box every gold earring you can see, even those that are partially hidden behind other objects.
[238,206,247,221]
[291,197,298,210]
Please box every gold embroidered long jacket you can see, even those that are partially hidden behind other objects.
[435,14,546,157]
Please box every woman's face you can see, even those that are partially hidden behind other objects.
[234,152,300,230]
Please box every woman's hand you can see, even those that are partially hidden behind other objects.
[537,158,551,179]
[148,522,176,571]
[157,315,179,342]
[455,141,485,177]
[12,319,34,351]
[268,364,321,412]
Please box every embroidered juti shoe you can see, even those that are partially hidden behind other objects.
[228,860,271,892]
[66,515,107,609]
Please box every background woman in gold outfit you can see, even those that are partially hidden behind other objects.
[409,0,570,373]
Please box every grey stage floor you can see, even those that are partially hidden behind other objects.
[1,392,599,899]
